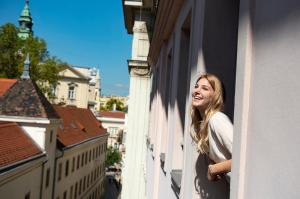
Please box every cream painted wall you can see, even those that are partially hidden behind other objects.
[54,136,107,199]
[0,162,43,199]
[54,67,90,108]
[55,78,89,108]
[19,119,60,199]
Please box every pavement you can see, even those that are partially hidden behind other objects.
[103,174,121,199]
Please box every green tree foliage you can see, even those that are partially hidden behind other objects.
[0,23,68,96]
[101,98,126,111]
[0,23,22,78]
[105,146,122,167]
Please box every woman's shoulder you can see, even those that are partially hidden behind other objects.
[209,111,232,125]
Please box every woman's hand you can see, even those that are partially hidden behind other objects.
[207,164,222,181]
[207,160,231,181]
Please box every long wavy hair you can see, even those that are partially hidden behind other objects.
[190,74,224,153]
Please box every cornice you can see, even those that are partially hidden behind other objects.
[148,0,184,66]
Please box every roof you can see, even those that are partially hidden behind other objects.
[0,79,59,119]
[59,65,90,80]
[53,105,107,148]
[100,111,126,119]
[0,121,42,168]
[0,78,17,96]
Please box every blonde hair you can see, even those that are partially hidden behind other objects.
[190,74,224,153]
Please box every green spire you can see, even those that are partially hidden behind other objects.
[18,0,33,40]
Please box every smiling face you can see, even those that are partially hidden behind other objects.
[192,77,214,113]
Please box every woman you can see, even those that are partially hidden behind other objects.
[191,73,233,181]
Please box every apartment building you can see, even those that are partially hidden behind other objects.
[122,0,300,199]
[53,105,108,199]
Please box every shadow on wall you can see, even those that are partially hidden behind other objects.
[202,0,240,121]
[194,153,230,199]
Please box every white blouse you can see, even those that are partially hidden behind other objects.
[208,111,233,164]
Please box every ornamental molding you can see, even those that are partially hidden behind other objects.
[133,22,148,33]
[130,67,150,77]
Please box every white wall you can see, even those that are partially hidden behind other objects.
[232,0,300,198]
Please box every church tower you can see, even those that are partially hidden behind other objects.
[18,0,33,40]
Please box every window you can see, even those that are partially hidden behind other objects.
[74,182,78,199]
[79,179,82,195]
[50,130,53,143]
[89,150,92,162]
[58,163,62,181]
[85,151,88,165]
[65,160,69,177]
[81,154,84,167]
[72,157,75,172]
[63,191,67,199]
[25,192,30,199]
[77,155,80,169]
[83,176,86,191]
[46,168,50,188]
[70,186,73,199]
[68,86,75,99]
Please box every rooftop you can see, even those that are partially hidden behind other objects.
[0,121,42,169]
[99,111,126,119]
[54,105,107,148]
[0,79,59,119]
[0,78,17,96]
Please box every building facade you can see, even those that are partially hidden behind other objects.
[123,0,300,199]
[52,65,100,110]
[97,111,126,149]
[121,0,155,198]
[53,105,108,199]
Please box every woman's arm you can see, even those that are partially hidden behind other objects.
[207,159,231,181]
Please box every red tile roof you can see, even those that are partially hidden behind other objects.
[0,78,17,96]
[53,105,107,147]
[0,121,42,168]
[100,111,125,119]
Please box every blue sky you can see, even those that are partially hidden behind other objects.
[0,0,132,96]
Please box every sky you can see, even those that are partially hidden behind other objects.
[0,0,132,96]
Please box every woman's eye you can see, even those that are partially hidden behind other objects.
[194,84,199,88]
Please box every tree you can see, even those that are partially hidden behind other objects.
[0,23,68,96]
[101,98,126,111]
[0,23,22,78]
[105,146,122,167]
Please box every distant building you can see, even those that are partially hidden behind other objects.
[72,66,101,111]
[18,0,33,40]
[97,111,126,150]
[52,65,100,111]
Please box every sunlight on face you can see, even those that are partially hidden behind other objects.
[192,78,214,112]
